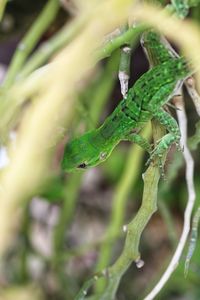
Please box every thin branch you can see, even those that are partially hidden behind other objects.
[185,76,200,116]
[94,125,151,294]
[96,24,147,61]
[144,95,196,300]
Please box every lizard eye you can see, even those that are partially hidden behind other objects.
[100,152,107,160]
[77,163,87,169]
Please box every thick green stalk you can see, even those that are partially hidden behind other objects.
[96,24,147,61]
[94,125,151,293]
[77,122,166,300]
[96,121,165,300]
[3,0,60,88]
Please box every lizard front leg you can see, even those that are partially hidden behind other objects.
[147,109,181,166]
[125,133,152,153]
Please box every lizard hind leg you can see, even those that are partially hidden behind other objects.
[146,109,181,170]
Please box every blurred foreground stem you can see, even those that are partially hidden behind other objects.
[18,14,87,80]
[52,51,119,272]
[3,0,60,88]
[0,23,145,140]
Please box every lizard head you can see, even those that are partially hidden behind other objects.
[61,130,115,172]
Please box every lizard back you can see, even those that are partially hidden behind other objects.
[100,57,191,141]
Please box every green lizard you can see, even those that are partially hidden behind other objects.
[61,0,197,174]
[62,0,194,173]
[141,30,178,66]
[62,52,192,172]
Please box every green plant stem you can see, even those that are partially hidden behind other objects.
[0,0,7,21]
[96,24,147,61]
[94,124,151,293]
[3,0,60,88]
[76,121,167,300]
[94,121,166,300]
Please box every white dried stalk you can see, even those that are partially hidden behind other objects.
[185,77,200,116]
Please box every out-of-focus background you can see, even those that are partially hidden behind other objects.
[0,1,200,299]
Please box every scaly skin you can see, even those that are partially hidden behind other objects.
[62,56,191,172]
[141,29,185,166]
[141,30,179,66]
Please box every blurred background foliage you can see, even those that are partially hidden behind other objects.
[0,0,200,300]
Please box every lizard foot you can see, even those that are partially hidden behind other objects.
[145,152,166,178]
